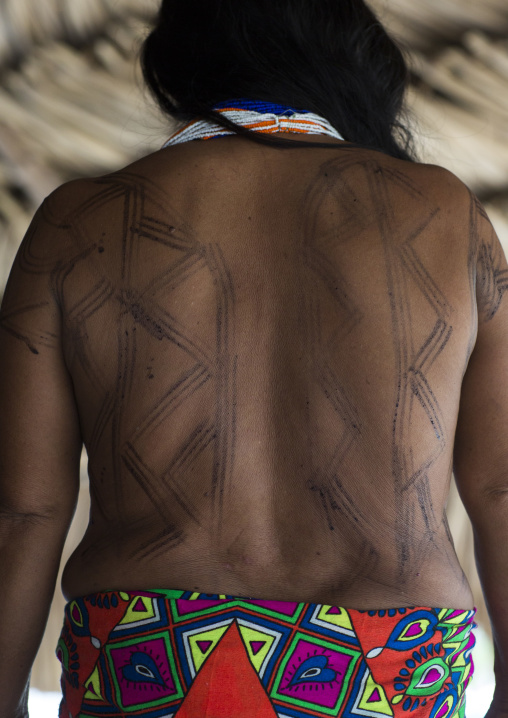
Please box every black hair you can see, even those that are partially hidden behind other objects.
[141,0,416,160]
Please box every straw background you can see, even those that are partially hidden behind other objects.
[0,0,507,690]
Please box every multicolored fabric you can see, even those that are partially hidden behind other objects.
[56,589,476,718]
[163,106,344,147]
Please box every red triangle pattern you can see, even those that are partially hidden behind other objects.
[175,622,278,718]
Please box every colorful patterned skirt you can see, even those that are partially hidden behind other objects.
[56,589,476,718]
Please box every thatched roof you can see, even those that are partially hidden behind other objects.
[0,1,162,291]
[1,0,508,295]
[373,0,508,51]
[0,0,155,62]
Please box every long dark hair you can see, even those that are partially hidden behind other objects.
[141,0,415,160]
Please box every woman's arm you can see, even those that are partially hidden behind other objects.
[0,201,82,717]
[454,195,508,716]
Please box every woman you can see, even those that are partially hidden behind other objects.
[0,0,506,716]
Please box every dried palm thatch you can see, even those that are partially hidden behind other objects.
[0,0,506,690]
[0,0,156,65]
[1,0,508,288]
[372,0,508,51]
[0,8,168,291]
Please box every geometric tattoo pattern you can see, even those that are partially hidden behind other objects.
[2,171,239,548]
[3,157,504,611]
[470,193,508,323]
[363,161,453,576]
[297,157,474,578]
[86,173,238,538]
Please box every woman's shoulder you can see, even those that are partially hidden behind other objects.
[359,151,476,229]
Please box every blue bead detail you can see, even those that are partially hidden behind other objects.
[413,650,422,662]
[400,668,410,676]
[406,660,416,669]
[90,597,97,606]
[97,596,102,608]
[398,608,408,614]
[411,699,420,712]
[212,99,311,115]
[112,594,118,607]
[104,595,110,609]
[368,611,376,617]
[394,683,406,691]
[428,644,434,655]
[421,646,428,659]
[403,698,412,711]
[435,643,441,653]
[389,609,397,617]
[379,610,386,617]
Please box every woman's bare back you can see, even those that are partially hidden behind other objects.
[13,136,484,608]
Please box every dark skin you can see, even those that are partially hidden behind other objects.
[1,133,507,715]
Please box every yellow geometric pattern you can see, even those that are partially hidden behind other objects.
[188,625,230,673]
[83,665,104,702]
[317,605,354,632]
[438,609,470,625]
[237,624,275,673]
[118,595,155,625]
[357,673,393,716]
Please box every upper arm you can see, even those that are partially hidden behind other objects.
[0,194,82,523]
[454,193,508,515]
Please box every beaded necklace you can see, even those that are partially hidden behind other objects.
[163,99,344,147]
